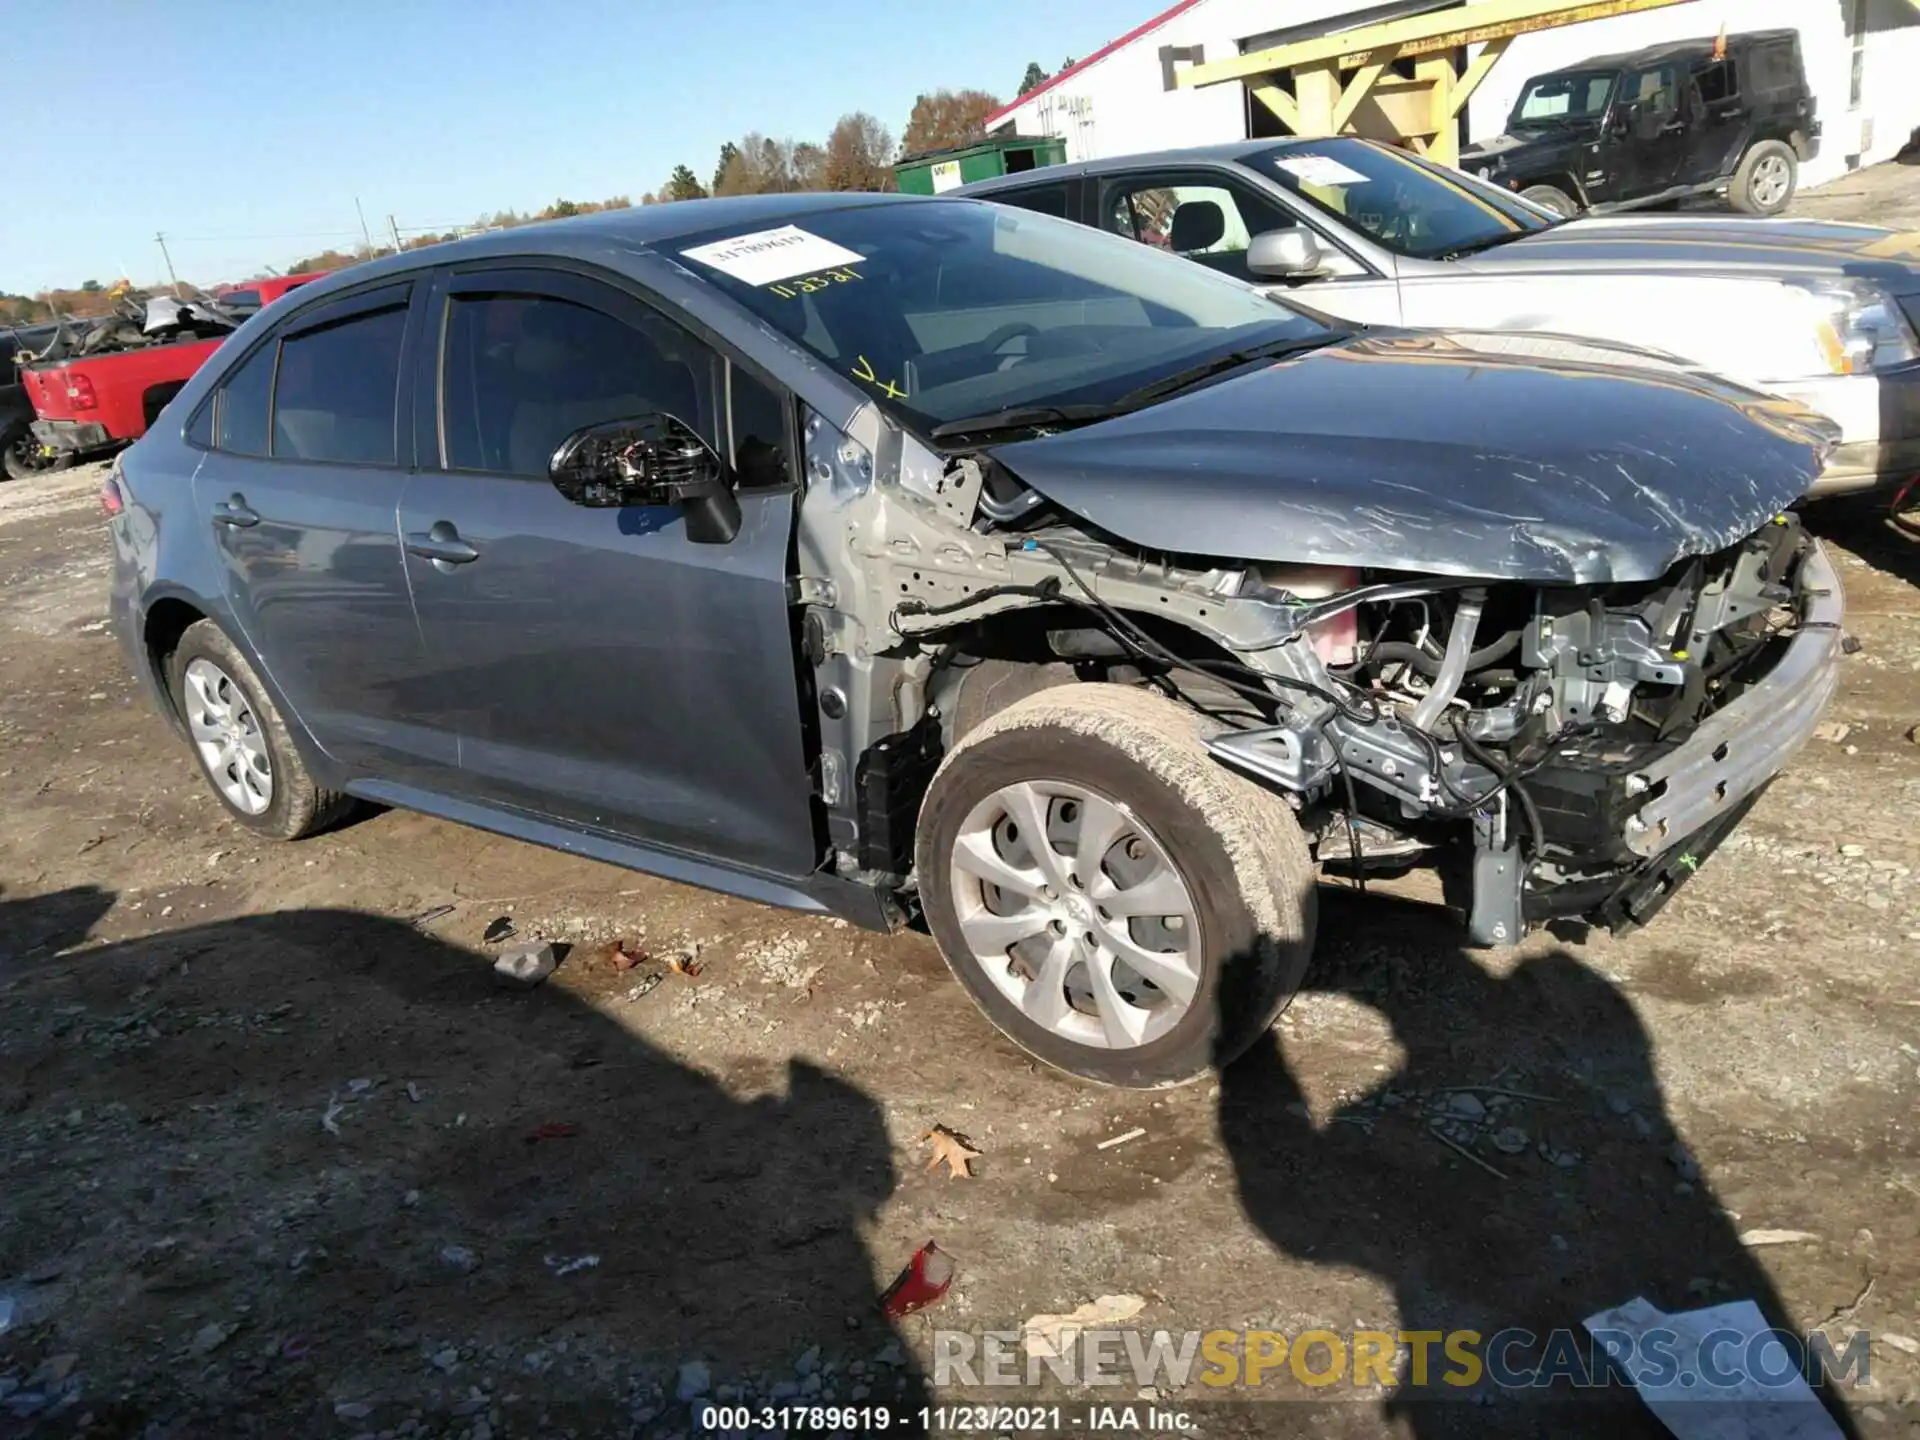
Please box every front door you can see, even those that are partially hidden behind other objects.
[396,266,820,876]
[191,282,452,780]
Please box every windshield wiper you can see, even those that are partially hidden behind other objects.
[1107,332,1343,411]
[928,402,1119,443]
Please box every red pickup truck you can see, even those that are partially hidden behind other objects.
[19,272,328,468]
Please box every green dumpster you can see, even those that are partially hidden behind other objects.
[894,135,1068,196]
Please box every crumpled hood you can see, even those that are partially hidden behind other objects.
[1467,215,1920,288]
[989,330,1836,584]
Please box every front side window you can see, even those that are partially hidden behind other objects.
[216,339,275,456]
[439,291,721,476]
[1101,176,1300,281]
[1625,64,1680,119]
[1254,139,1548,260]
[672,200,1331,434]
[271,304,408,465]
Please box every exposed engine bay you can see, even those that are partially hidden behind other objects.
[793,416,1844,949]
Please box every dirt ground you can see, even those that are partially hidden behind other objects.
[3,186,1920,1440]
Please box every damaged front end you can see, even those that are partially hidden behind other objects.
[1203,513,1843,944]
[846,437,1842,950]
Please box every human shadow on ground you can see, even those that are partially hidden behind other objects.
[0,890,928,1436]
[1217,888,1862,1439]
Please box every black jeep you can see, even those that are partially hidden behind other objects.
[1462,29,1818,218]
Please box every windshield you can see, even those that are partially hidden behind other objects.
[671,200,1332,434]
[1254,138,1550,260]
[1511,69,1617,126]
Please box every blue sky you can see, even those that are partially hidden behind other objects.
[0,0,1130,294]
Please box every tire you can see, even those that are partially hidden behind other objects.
[1519,184,1578,219]
[1730,139,1796,215]
[1,423,74,481]
[915,684,1317,1087]
[165,620,352,841]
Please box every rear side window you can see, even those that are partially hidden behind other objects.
[993,183,1072,219]
[271,304,408,465]
[216,341,275,456]
[440,292,720,476]
[1694,59,1735,105]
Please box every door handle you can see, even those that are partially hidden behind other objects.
[405,520,479,565]
[212,496,259,528]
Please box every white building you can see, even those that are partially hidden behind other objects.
[987,0,1920,189]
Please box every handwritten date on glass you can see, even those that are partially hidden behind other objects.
[765,266,861,299]
[851,354,907,401]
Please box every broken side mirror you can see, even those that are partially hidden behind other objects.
[1247,227,1325,280]
[548,414,741,545]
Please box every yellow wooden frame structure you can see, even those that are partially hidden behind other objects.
[1174,0,1699,165]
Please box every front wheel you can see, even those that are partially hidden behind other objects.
[1,423,74,481]
[1519,184,1578,219]
[915,685,1317,1087]
[1730,139,1796,215]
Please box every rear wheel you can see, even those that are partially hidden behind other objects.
[1730,139,1796,215]
[915,685,1317,1087]
[1,423,73,481]
[1519,183,1578,218]
[165,620,352,840]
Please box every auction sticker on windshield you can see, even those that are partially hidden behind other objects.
[680,226,866,286]
[1274,155,1370,188]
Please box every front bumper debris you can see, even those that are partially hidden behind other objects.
[1619,541,1842,858]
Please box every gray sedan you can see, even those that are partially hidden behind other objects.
[961,136,1920,497]
[107,192,1841,1085]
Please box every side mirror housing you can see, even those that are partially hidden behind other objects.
[549,414,741,545]
[1247,228,1325,280]
[1609,101,1636,137]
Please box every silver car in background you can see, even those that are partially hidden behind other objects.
[962,136,1920,497]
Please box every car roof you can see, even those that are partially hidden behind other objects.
[957,137,1335,193]
[273,191,936,304]
[1543,28,1798,74]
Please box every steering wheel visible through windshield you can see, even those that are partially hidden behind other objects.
[671,199,1334,436]
[1254,137,1552,260]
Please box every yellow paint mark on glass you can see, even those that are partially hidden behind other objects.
[851,353,907,400]
[766,266,862,299]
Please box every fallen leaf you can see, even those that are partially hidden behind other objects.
[922,1124,981,1179]
[1739,1228,1819,1247]
[668,951,703,977]
[1023,1295,1147,1363]
[482,915,515,944]
[611,939,648,972]
[525,1121,580,1144]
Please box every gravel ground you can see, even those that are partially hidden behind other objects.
[1,170,1919,1440]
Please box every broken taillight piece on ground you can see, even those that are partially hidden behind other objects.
[880,1241,955,1319]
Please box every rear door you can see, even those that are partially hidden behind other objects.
[189,281,451,779]
[1682,56,1744,185]
[395,264,819,876]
